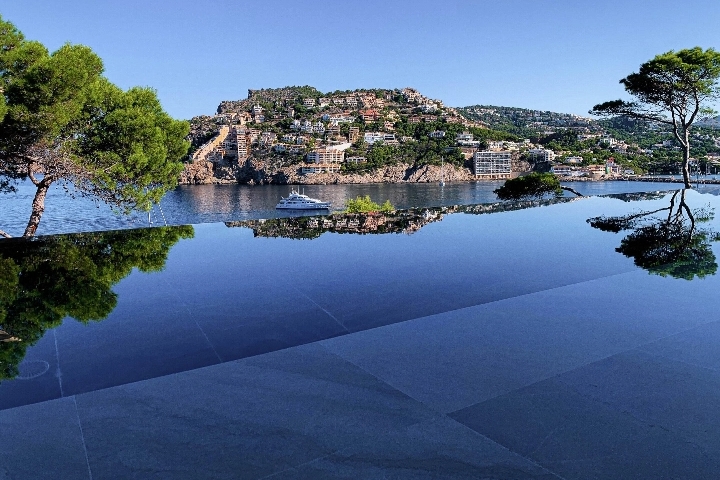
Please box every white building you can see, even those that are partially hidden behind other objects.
[473,151,512,178]
[599,135,617,146]
[429,130,446,139]
[551,165,573,176]
[528,148,555,163]
[346,156,367,164]
[456,132,473,143]
[300,120,313,133]
[364,132,385,145]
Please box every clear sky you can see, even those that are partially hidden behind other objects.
[2,0,719,120]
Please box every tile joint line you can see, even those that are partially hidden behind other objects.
[73,396,93,480]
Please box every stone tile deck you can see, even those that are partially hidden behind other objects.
[3,267,720,479]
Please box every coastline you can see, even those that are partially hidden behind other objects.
[179,160,479,186]
[179,158,705,187]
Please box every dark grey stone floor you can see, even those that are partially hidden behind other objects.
[3,267,720,479]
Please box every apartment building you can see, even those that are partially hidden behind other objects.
[307,148,346,164]
[472,151,512,178]
[301,164,341,174]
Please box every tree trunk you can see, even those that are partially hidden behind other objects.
[23,183,50,237]
[681,130,692,189]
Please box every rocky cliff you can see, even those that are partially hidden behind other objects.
[178,159,487,185]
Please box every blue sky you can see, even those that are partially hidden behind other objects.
[2,0,719,120]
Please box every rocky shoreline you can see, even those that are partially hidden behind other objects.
[179,158,533,186]
[178,157,709,187]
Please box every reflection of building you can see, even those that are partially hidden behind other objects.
[0,329,21,342]
[473,151,512,178]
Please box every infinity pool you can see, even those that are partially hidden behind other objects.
[2,189,720,479]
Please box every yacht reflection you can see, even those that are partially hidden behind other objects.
[0,225,194,381]
[588,190,720,280]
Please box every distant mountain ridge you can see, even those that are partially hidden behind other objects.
[456,105,603,137]
[697,116,720,128]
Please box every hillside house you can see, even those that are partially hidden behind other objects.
[360,109,380,122]
[364,132,385,145]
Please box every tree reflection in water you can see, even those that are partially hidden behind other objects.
[0,225,194,381]
[588,190,720,280]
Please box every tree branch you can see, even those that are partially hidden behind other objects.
[26,162,40,186]
[688,90,701,126]
[560,186,584,197]
[591,102,673,125]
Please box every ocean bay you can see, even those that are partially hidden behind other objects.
[2,179,678,237]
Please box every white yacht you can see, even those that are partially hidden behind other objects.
[276,190,331,210]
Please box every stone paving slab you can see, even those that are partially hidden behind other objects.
[449,354,720,480]
[0,396,90,480]
[638,319,720,372]
[73,343,439,479]
[267,416,561,479]
[554,349,720,459]
[321,272,645,413]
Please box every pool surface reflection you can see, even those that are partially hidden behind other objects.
[3,189,720,479]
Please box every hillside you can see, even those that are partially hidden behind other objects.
[181,88,720,185]
[182,86,520,185]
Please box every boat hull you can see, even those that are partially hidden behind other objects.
[275,190,332,210]
[276,204,331,210]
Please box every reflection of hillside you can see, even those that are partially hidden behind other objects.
[0,226,194,381]
[225,191,675,240]
[458,196,583,215]
[226,207,453,239]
